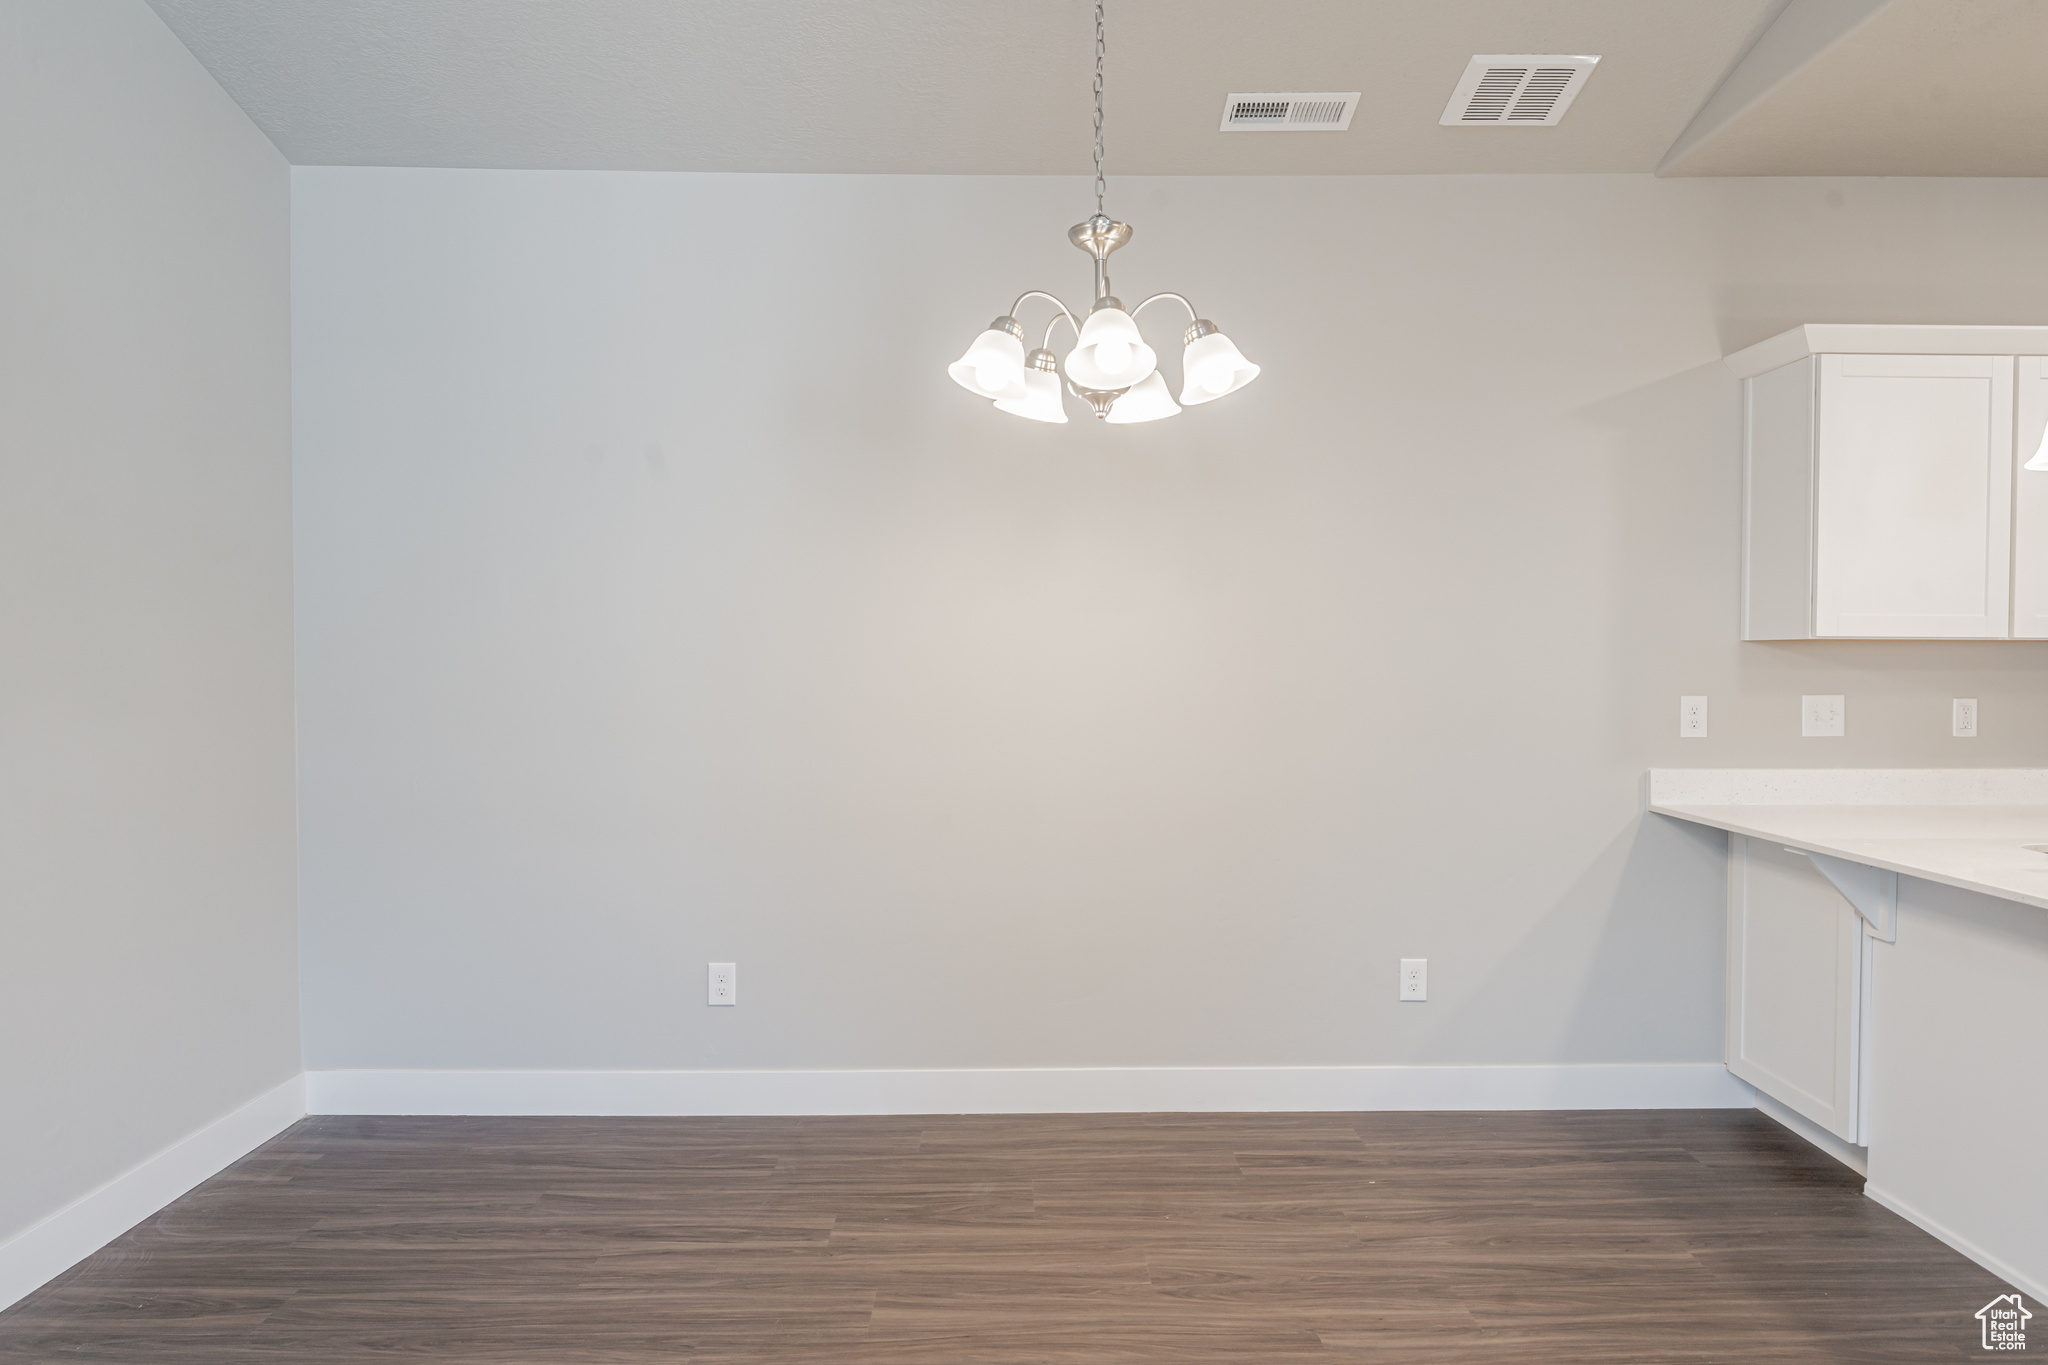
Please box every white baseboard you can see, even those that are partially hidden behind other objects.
[1753,1089,1867,1176]
[1865,1183,2047,1304]
[0,1074,305,1314]
[306,1062,1754,1117]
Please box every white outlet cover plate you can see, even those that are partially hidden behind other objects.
[1953,698,1979,738]
[708,962,736,1006]
[1399,958,1426,1002]
[1679,696,1707,738]
[1801,695,1845,738]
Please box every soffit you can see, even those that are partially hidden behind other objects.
[1661,0,2048,177]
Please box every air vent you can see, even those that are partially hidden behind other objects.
[1220,92,1360,133]
[1439,55,1598,126]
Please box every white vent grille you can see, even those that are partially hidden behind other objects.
[1220,92,1360,133]
[1439,55,1598,126]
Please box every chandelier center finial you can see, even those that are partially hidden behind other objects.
[1067,217,1131,262]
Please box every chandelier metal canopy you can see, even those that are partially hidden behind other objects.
[947,0,1260,424]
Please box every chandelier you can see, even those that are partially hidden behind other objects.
[947,0,1260,424]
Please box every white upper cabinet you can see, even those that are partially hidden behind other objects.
[1813,354,2011,638]
[1729,325,2048,641]
[2014,358,2048,640]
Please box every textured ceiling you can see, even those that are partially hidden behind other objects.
[142,0,1789,174]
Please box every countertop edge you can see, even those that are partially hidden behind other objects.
[1648,802,2048,913]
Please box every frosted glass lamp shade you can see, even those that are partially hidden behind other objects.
[1178,325,1259,405]
[948,319,1027,402]
[1065,303,1157,390]
[1103,370,1180,424]
[995,350,1068,423]
[2029,425,2048,472]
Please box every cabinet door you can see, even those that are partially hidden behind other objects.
[2014,357,2048,639]
[1814,354,2013,638]
[1726,838,1865,1141]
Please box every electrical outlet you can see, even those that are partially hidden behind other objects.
[1801,695,1845,738]
[708,962,736,1006]
[1953,698,1978,738]
[1679,696,1707,738]
[1399,958,1426,1002]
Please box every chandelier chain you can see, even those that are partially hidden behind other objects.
[1093,0,1105,216]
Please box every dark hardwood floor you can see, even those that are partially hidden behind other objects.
[0,1109,2016,1362]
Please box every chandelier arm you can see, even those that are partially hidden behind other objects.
[1009,289,1069,320]
[1131,292,1199,324]
[1041,309,1081,351]
[1008,290,1081,348]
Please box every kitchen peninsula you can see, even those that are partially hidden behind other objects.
[1650,769,2048,1301]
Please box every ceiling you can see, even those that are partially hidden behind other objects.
[142,0,2048,177]
[1659,0,2048,176]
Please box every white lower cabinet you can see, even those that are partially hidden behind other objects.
[1725,837,1871,1142]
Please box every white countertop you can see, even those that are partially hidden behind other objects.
[1647,770,2048,912]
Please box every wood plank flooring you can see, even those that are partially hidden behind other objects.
[0,1110,2017,1362]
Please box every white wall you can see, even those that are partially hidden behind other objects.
[0,0,298,1245]
[292,168,2048,1076]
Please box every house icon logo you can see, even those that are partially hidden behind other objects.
[1978,1293,2031,1352]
